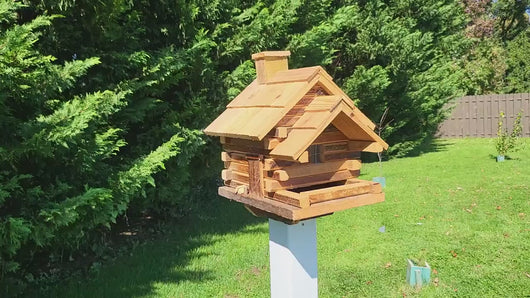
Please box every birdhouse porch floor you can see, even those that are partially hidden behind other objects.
[218,179,384,224]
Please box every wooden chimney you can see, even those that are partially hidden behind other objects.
[252,51,290,84]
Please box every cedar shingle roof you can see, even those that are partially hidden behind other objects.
[204,65,388,160]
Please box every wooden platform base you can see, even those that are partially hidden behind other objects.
[218,185,384,224]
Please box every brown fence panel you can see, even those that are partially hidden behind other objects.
[437,93,530,138]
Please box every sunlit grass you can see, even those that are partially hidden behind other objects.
[43,138,529,297]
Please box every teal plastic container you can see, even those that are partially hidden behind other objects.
[406,259,431,287]
[372,176,386,187]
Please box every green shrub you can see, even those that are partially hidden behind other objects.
[0,3,189,294]
[496,111,523,157]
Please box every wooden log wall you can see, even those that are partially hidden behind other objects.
[221,149,362,200]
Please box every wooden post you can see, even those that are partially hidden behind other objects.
[269,218,318,298]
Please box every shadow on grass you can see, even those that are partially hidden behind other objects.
[488,154,520,161]
[41,194,266,298]
[362,137,454,163]
[406,137,453,157]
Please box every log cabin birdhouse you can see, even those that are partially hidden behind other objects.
[204,51,388,223]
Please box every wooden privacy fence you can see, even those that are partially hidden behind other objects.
[437,93,530,138]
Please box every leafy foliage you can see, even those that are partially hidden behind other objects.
[492,0,530,41]
[461,0,530,94]
[0,2,190,295]
[504,28,530,92]
[460,39,507,95]
[288,1,469,155]
[463,0,495,38]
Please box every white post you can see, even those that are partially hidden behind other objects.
[269,218,318,298]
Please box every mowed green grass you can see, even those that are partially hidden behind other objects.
[44,138,529,297]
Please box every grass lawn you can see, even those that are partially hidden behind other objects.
[41,138,529,297]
